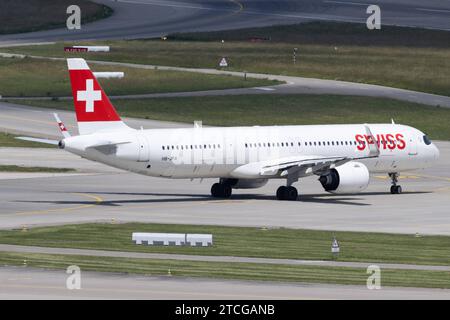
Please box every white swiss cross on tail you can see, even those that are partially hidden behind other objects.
[77,79,101,112]
[68,58,128,135]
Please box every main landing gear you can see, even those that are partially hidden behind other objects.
[389,172,402,194]
[276,185,298,201]
[211,182,232,198]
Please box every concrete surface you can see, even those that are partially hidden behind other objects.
[0,140,449,234]
[0,267,449,299]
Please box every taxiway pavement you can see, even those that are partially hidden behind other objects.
[0,141,449,235]
[0,0,449,46]
[1,267,449,299]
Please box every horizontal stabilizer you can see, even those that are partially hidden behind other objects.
[16,137,59,145]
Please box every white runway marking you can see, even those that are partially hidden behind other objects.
[323,1,370,6]
[416,8,450,14]
[253,87,276,91]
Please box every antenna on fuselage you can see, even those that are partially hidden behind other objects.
[391,118,396,125]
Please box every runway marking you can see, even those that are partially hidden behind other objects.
[374,175,420,180]
[414,173,450,183]
[12,193,103,216]
[416,8,450,14]
[99,198,253,214]
[323,0,369,6]
[253,87,276,91]
[115,0,206,11]
[433,186,450,193]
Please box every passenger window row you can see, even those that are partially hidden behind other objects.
[162,144,221,150]
[244,140,360,148]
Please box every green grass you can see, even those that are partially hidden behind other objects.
[0,0,113,35]
[0,133,54,148]
[1,223,449,266]
[0,57,277,97]
[1,22,449,96]
[1,252,449,289]
[15,94,450,140]
[0,165,74,173]
[170,21,450,48]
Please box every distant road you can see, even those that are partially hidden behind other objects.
[0,0,449,45]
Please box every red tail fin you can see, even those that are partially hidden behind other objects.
[67,58,130,135]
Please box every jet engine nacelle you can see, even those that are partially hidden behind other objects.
[220,178,268,189]
[319,161,369,194]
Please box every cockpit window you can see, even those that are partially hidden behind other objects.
[423,135,432,145]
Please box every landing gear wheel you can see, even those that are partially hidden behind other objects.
[286,186,298,201]
[222,185,232,198]
[390,185,402,194]
[211,183,222,197]
[276,186,298,201]
[211,183,232,198]
[388,172,402,194]
[276,186,287,200]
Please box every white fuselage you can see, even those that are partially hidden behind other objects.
[63,123,439,180]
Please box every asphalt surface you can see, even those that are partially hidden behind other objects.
[0,102,450,234]
[1,244,449,272]
[0,140,449,235]
[1,0,449,46]
[1,105,449,300]
[1,266,449,299]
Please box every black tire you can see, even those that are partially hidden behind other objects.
[390,185,402,194]
[390,185,396,194]
[276,186,287,200]
[222,185,232,198]
[211,183,222,197]
[286,186,298,201]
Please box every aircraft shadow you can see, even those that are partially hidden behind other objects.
[16,190,430,208]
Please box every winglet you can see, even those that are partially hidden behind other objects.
[364,124,380,157]
[53,113,71,138]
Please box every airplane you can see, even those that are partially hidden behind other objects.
[18,58,440,200]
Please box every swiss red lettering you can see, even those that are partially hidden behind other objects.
[396,133,406,150]
[355,133,406,151]
[355,134,365,151]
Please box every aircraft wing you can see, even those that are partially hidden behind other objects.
[259,124,380,176]
[260,149,381,178]
[260,155,348,176]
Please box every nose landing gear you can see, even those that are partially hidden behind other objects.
[389,172,402,194]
